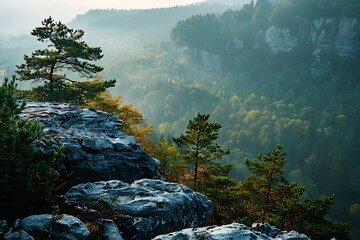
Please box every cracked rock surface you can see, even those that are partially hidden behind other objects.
[20,101,161,186]
[64,179,213,239]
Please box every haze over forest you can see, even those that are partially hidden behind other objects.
[1,0,360,239]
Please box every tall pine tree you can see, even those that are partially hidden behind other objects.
[173,113,229,191]
[16,17,115,104]
[240,144,350,239]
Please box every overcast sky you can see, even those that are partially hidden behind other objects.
[0,0,204,36]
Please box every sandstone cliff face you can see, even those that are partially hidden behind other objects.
[265,17,360,78]
[20,101,161,186]
[265,17,360,58]
[265,25,299,53]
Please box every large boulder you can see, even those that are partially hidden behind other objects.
[152,223,309,240]
[20,101,161,186]
[2,214,90,240]
[63,179,213,239]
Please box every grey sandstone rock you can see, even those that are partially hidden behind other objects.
[153,223,272,240]
[0,220,7,235]
[252,223,280,238]
[265,17,360,79]
[4,229,34,240]
[52,214,90,240]
[98,219,125,240]
[153,223,309,240]
[20,214,52,232]
[275,230,308,240]
[265,25,299,53]
[64,179,212,239]
[335,18,360,57]
[20,101,161,186]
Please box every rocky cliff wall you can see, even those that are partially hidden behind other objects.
[265,17,360,57]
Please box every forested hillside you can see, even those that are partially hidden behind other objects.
[96,0,360,236]
[1,0,359,238]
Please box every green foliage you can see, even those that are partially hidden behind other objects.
[103,39,359,235]
[242,145,298,225]
[16,17,115,104]
[200,164,246,225]
[18,78,115,105]
[61,2,360,236]
[152,138,180,179]
[171,13,231,53]
[173,113,229,190]
[0,76,60,219]
[240,145,350,239]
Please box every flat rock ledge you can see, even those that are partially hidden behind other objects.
[20,101,161,186]
[63,179,213,239]
[153,223,309,240]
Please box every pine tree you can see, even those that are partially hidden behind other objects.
[16,17,115,104]
[241,144,350,239]
[173,113,229,191]
[0,76,60,218]
[244,144,289,223]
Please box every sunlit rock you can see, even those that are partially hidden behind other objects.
[153,223,309,240]
[64,179,213,239]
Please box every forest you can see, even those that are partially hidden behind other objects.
[100,0,360,237]
[0,0,359,239]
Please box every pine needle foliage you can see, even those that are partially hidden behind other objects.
[173,113,230,191]
[0,76,60,219]
[16,17,115,104]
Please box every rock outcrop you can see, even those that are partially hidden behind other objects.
[265,17,360,57]
[153,223,309,240]
[0,101,310,240]
[64,179,212,239]
[2,214,90,240]
[264,17,360,78]
[20,101,161,186]
[265,25,299,54]
[0,179,212,240]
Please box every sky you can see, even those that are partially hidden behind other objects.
[65,0,205,11]
[0,0,204,36]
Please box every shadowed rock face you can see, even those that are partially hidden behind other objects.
[64,179,213,239]
[20,101,161,186]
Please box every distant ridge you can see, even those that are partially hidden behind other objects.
[202,0,250,6]
[68,3,239,50]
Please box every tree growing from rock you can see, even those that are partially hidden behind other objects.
[16,17,115,104]
[173,113,229,191]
